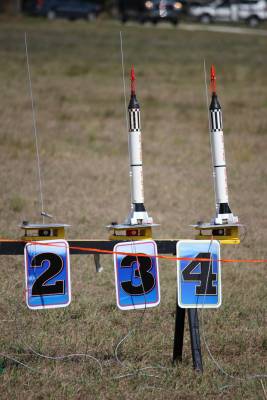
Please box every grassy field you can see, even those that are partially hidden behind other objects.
[0,16,266,399]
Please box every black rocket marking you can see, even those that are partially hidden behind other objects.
[219,203,232,214]
[210,110,223,132]
[129,109,141,132]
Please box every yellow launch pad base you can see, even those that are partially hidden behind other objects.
[194,223,240,245]
[20,222,70,241]
[107,224,154,241]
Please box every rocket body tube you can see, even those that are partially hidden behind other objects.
[209,66,238,225]
[125,66,153,225]
[128,106,144,205]
[209,95,229,206]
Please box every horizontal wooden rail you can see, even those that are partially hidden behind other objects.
[0,239,178,256]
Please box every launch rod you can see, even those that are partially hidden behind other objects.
[24,33,45,223]
[119,31,129,143]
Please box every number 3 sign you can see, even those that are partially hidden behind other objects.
[113,240,160,310]
[24,240,71,310]
[177,240,221,308]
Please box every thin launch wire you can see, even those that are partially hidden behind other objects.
[13,299,103,374]
[114,240,148,366]
[8,35,102,375]
[260,380,267,400]
[198,239,267,385]
[185,238,267,392]
[178,237,267,386]
[0,124,40,374]
[201,64,266,384]
[24,33,45,223]
[113,242,171,380]
[0,352,38,373]
[115,37,161,373]
[117,32,151,368]
[114,240,166,382]
[116,33,143,365]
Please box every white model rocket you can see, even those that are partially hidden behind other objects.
[124,66,154,226]
[209,65,238,225]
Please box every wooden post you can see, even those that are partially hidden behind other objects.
[173,304,203,372]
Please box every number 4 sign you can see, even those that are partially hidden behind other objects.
[24,240,71,310]
[113,240,160,310]
[177,240,221,308]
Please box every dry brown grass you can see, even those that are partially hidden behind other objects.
[0,16,266,399]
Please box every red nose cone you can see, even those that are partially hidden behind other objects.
[130,65,136,95]
[210,64,216,94]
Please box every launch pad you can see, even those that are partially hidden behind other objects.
[193,222,241,245]
[191,65,241,246]
[20,222,70,241]
[107,223,159,241]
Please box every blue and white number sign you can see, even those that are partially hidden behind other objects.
[113,240,160,310]
[24,240,71,310]
[177,240,221,308]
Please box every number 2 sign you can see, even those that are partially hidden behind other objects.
[24,240,71,310]
[177,240,221,308]
[113,240,160,310]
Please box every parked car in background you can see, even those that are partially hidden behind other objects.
[118,0,185,25]
[189,0,267,26]
[23,0,102,20]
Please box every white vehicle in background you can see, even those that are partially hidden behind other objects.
[189,0,267,27]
